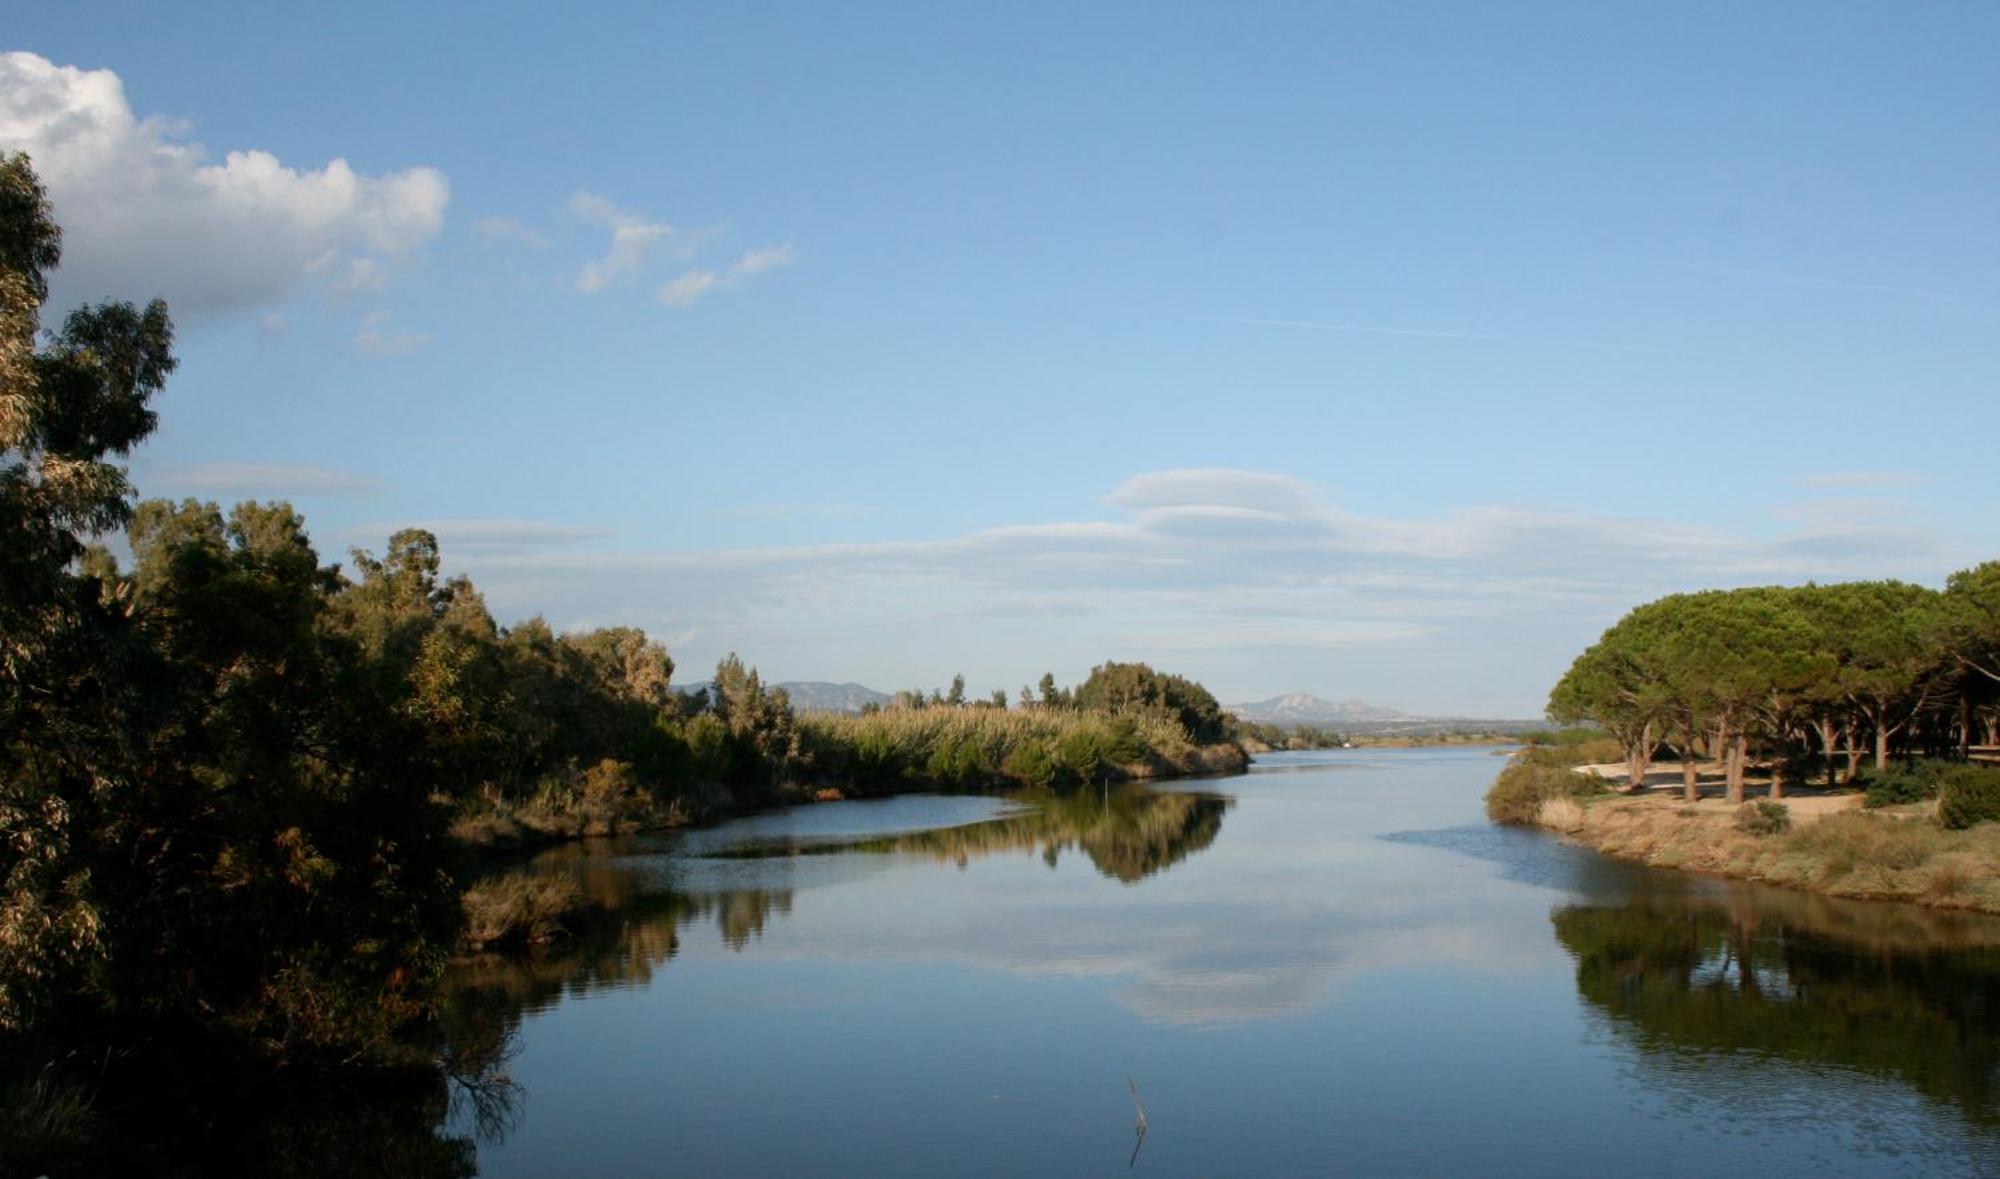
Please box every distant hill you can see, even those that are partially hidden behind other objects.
[1228,693,1419,727]
[675,680,891,714]
[1228,692,1540,735]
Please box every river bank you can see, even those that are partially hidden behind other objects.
[450,740,1250,854]
[1496,751,2000,915]
[452,740,1249,948]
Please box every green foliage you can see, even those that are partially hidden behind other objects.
[1543,574,1988,802]
[1002,740,1061,789]
[1072,660,1235,744]
[1239,721,1348,750]
[1860,760,1950,808]
[1937,767,2000,831]
[1484,748,1609,825]
[799,705,1199,793]
[1519,727,1613,747]
[1735,800,1792,836]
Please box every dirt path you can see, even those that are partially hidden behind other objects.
[1573,760,1866,825]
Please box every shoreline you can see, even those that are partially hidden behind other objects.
[1517,759,2000,915]
[454,740,1251,855]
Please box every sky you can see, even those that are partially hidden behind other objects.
[6,3,1998,715]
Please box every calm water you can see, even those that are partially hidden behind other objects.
[440,748,2000,1176]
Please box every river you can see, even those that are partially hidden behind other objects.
[439,747,2000,1176]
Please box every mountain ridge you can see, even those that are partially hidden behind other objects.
[1228,691,1541,734]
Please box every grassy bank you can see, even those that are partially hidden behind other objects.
[797,707,1246,793]
[449,708,1247,945]
[447,709,1247,850]
[1489,750,2000,914]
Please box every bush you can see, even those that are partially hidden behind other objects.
[461,873,589,950]
[1485,757,1606,825]
[1002,740,1061,789]
[1938,767,2000,831]
[1519,727,1612,747]
[1861,759,1950,808]
[1735,800,1791,836]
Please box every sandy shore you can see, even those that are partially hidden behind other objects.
[1572,760,1867,824]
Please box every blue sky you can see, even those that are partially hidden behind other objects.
[8,3,1998,714]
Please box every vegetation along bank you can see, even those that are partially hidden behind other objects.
[1487,576,2000,911]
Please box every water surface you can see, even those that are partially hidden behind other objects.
[444,748,2000,1176]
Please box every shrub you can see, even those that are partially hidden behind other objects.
[1861,759,1950,808]
[461,873,589,950]
[1002,740,1061,789]
[1938,766,2000,831]
[0,1070,97,1176]
[1485,757,1605,825]
[1735,800,1791,836]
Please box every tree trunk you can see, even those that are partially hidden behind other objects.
[1623,721,1653,794]
[1813,718,1838,789]
[1726,730,1746,805]
[1679,723,1699,803]
[1874,721,1891,772]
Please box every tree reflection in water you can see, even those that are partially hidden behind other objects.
[714,786,1231,883]
[1552,885,2000,1126]
[438,785,1231,1153]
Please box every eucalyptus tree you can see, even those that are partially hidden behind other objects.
[0,153,175,1030]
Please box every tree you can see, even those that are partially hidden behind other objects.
[1547,628,1666,796]
[1,152,175,1031]
[1,153,459,1065]
[1073,661,1234,744]
[1818,582,1950,771]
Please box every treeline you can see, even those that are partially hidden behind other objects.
[1237,721,1349,750]
[865,661,1237,750]
[0,155,1243,1168]
[1548,576,2000,803]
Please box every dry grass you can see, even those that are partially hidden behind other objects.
[0,1070,97,1174]
[1538,796,1586,832]
[1539,792,2000,914]
[461,873,591,950]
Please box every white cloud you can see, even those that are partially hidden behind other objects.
[657,243,794,308]
[730,243,794,277]
[568,190,680,293]
[1107,468,1321,516]
[657,267,719,307]
[147,462,380,497]
[406,468,1980,713]
[0,51,448,317]
[353,309,429,357]
[328,255,386,294]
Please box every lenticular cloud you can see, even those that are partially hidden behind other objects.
[0,51,448,317]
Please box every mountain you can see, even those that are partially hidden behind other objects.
[675,680,891,714]
[1227,692,1543,735]
[1228,693,1419,727]
[771,681,893,713]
